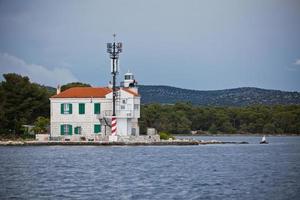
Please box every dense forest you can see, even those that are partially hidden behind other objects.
[139,103,300,135]
[0,73,299,138]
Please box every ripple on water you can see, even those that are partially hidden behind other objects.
[0,136,300,200]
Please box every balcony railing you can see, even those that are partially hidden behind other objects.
[99,109,136,118]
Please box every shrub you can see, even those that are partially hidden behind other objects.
[159,132,175,140]
[32,116,50,134]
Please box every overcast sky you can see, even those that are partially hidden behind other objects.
[0,0,299,91]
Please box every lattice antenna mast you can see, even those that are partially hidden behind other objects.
[107,34,122,116]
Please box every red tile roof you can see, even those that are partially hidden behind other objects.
[51,87,112,98]
[51,87,139,98]
[122,88,139,96]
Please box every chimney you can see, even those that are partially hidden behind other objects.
[56,85,61,95]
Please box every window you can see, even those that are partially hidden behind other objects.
[61,103,72,114]
[94,124,101,134]
[60,124,72,135]
[121,105,125,110]
[122,99,126,104]
[134,104,139,110]
[74,126,82,134]
[79,103,85,114]
[94,103,101,114]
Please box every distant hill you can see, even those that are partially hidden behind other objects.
[44,86,56,94]
[46,84,300,106]
[138,85,300,106]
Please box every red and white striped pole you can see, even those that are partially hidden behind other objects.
[111,116,117,136]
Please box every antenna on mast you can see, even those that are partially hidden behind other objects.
[107,34,123,117]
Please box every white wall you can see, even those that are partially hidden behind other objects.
[117,118,128,136]
[50,89,140,138]
[106,89,141,118]
[50,98,112,137]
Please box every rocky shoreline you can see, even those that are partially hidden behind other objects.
[0,140,248,146]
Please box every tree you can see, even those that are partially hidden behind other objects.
[173,111,192,134]
[220,121,236,133]
[139,104,162,133]
[0,85,6,134]
[190,107,205,130]
[0,73,51,135]
[32,117,50,134]
[61,82,91,91]
[273,112,296,133]
[263,123,276,134]
[208,124,218,134]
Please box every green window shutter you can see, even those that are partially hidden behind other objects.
[94,103,100,114]
[79,103,85,114]
[68,104,72,114]
[74,126,82,134]
[68,124,72,135]
[74,127,79,134]
[60,124,65,135]
[94,124,101,133]
[61,104,64,114]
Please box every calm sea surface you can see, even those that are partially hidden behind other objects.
[0,136,300,200]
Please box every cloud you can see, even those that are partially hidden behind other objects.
[287,58,300,71]
[0,53,78,86]
[294,59,300,65]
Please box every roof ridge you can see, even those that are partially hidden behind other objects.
[51,86,139,98]
[51,87,112,98]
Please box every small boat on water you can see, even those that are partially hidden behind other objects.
[260,135,268,144]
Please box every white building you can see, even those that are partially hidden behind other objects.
[49,73,140,141]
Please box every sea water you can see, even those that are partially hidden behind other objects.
[0,136,299,200]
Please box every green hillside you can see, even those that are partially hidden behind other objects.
[139,85,300,106]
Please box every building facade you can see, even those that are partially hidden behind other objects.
[49,74,140,141]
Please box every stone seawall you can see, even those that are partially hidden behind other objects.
[0,140,248,146]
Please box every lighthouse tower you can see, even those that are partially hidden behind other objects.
[123,72,138,93]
